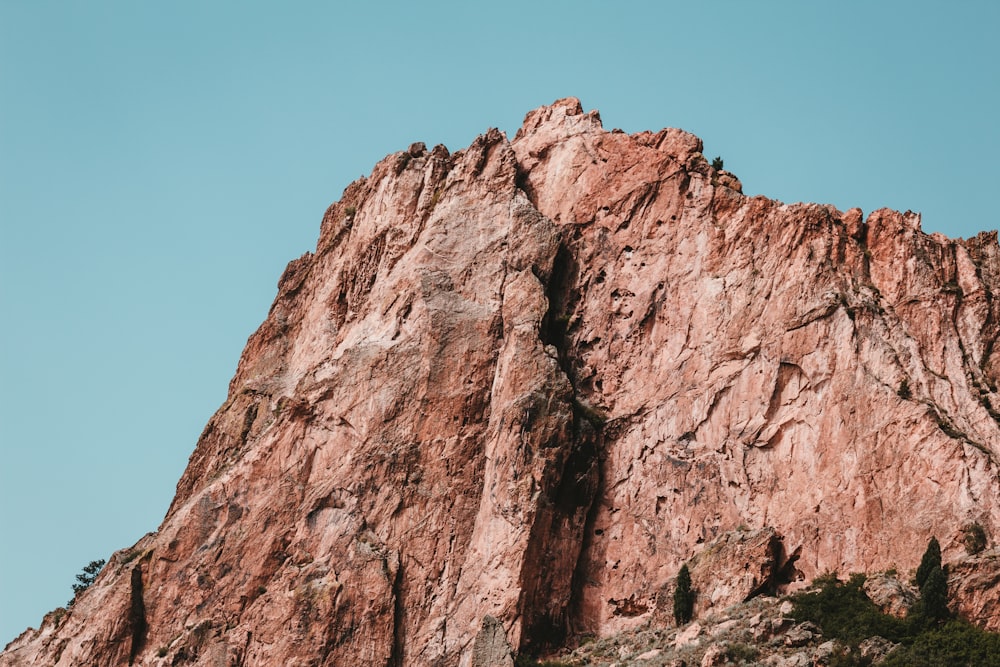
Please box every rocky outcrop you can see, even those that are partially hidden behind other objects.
[863,572,918,619]
[470,616,514,667]
[950,548,1000,630]
[543,594,861,667]
[4,98,1000,666]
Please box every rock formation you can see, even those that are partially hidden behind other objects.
[4,98,1000,666]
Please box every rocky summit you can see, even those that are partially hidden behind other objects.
[4,98,1000,666]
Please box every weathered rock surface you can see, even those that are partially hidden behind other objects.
[949,548,1000,630]
[863,571,918,619]
[4,98,1000,666]
[542,593,862,666]
[470,616,514,667]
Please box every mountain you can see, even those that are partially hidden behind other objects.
[4,98,999,666]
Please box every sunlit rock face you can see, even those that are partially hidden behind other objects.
[4,98,1000,667]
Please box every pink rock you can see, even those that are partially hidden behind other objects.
[949,549,1000,630]
[674,622,702,648]
[4,98,1000,666]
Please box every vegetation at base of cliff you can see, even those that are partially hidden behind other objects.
[878,621,1000,666]
[911,566,949,627]
[791,573,910,644]
[514,656,572,667]
[792,570,1000,667]
[673,563,695,625]
[723,642,759,663]
[914,536,941,588]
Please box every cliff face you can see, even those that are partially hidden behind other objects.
[5,98,1000,666]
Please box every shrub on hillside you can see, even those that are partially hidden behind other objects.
[793,561,1000,666]
[790,573,910,645]
[880,620,1000,667]
[962,522,988,555]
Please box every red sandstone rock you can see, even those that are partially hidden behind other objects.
[949,549,1000,630]
[4,99,1000,666]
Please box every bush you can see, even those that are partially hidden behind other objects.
[673,563,695,625]
[914,537,941,588]
[827,645,873,667]
[724,642,759,663]
[513,657,572,667]
[897,379,911,399]
[790,573,910,645]
[711,156,724,171]
[792,544,1000,666]
[881,620,1000,667]
[962,522,988,555]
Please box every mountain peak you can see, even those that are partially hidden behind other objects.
[4,100,999,667]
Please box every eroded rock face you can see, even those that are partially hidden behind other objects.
[4,98,1000,666]
[949,549,1000,630]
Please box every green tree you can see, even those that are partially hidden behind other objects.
[711,156,724,171]
[911,565,950,629]
[673,563,695,625]
[915,537,941,588]
[69,559,105,605]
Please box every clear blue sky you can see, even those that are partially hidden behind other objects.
[1,1,997,646]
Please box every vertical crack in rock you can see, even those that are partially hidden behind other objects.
[127,564,147,665]
[517,240,602,654]
[538,244,575,354]
[389,561,405,667]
